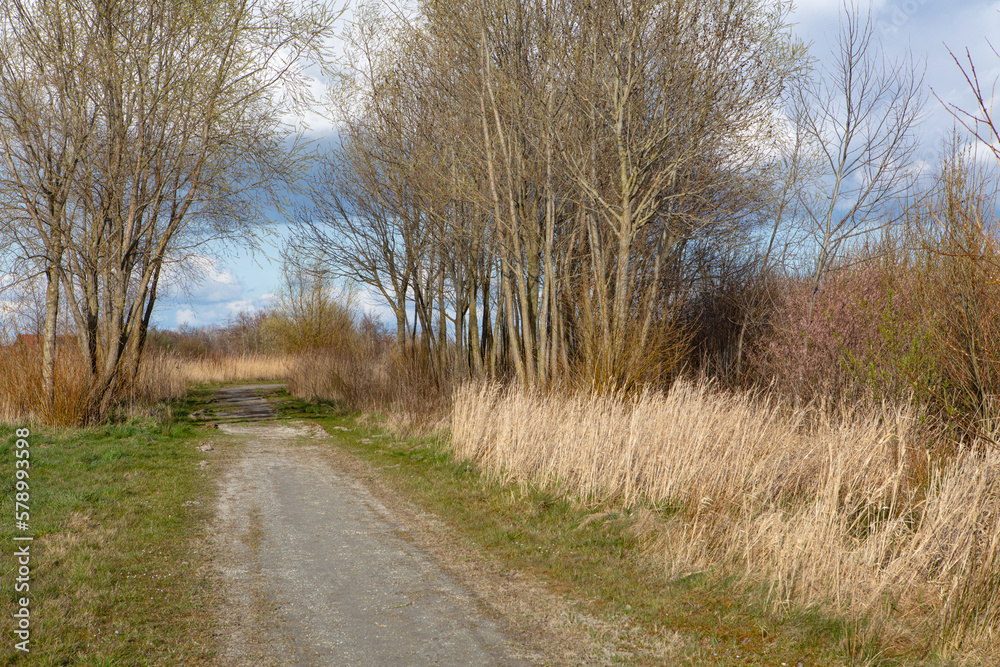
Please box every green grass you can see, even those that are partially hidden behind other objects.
[0,413,216,665]
[269,390,863,666]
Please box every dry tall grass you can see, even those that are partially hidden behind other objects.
[0,348,288,426]
[126,353,188,405]
[452,381,1000,660]
[0,344,90,425]
[287,343,451,433]
[173,352,293,385]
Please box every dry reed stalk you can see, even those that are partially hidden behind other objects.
[0,350,283,425]
[126,353,188,404]
[0,345,90,425]
[452,380,1000,658]
[287,347,451,434]
[174,353,293,384]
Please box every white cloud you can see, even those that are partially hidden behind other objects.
[175,308,199,327]
[219,299,266,317]
[159,292,281,329]
[153,247,292,329]
[356,284,395,325]
[161,254,247,304]
[190,271,244,304]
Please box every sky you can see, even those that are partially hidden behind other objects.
[154,228,290,330]
[153,0,1000,331]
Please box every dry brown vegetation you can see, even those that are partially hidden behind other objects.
[172,353,294,386]
[0,344,193,425]
[0,344,90,425]
[452,381,1000,661]
[287,344,451,433]
[0,347,288,425]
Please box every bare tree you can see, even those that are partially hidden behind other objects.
[0,0,342,421]
[294,132,424,349]
[271,250,357,353]
[303,0,806,390]
[556,0,802,388]
[299,0,493,379]
[939,41,1000,174]
[790,0,924,309]
[0,0,96,407]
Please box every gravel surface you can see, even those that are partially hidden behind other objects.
[206,386,531,666]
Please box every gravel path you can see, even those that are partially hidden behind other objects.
[207,385,529,666]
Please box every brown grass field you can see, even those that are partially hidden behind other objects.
[452,380,1000,661]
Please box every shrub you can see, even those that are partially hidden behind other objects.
[752,259,934,406]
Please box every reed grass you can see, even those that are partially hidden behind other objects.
[0,347,289,426]
[452,380,1000,661]
[287,343,451,434]
[172,352,293,385]
[0,344,90,425]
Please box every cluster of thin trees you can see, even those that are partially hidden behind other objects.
[295,0,924,389]
[0,0,338,420]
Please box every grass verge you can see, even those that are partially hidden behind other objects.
[0,413,217,665]
[270,391,862,666]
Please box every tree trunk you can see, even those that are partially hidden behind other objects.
[41,257,62,411]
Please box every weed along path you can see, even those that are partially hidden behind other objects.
[202,385,530,666]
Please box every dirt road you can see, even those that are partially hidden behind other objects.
[205,385,532,666]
